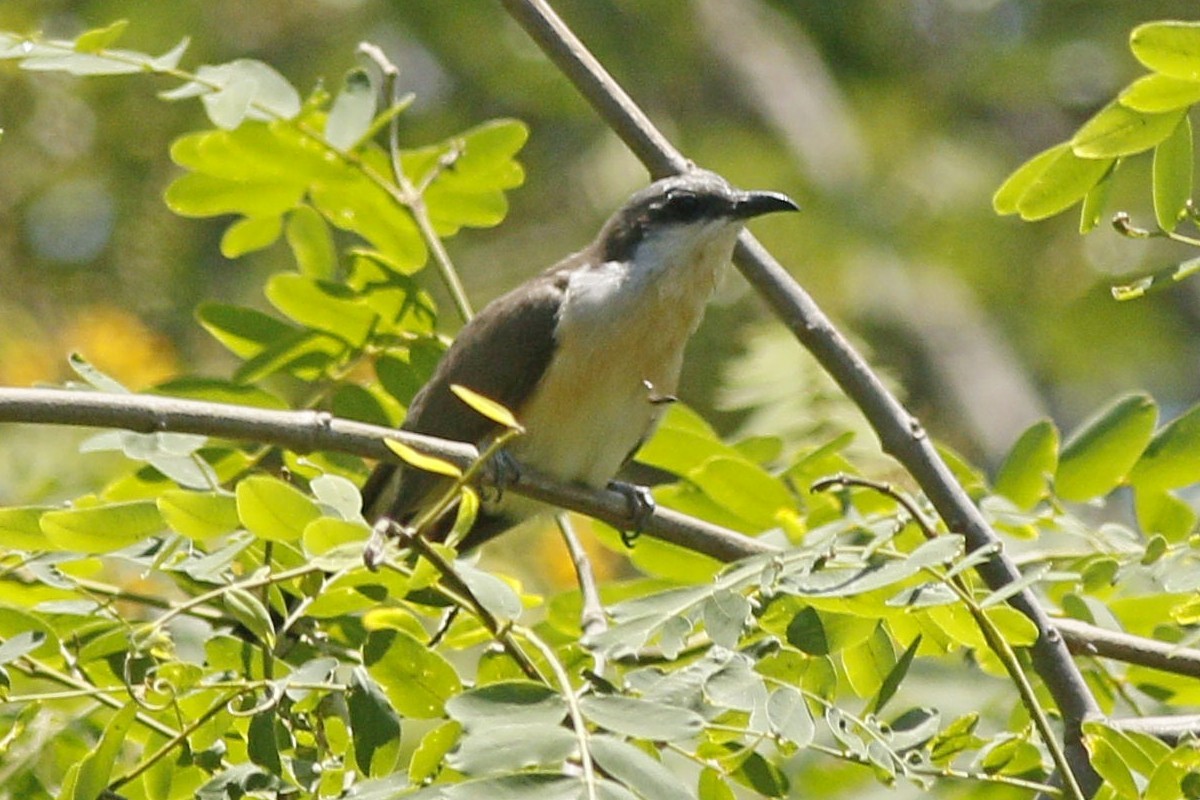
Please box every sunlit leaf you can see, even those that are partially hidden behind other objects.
[73,703,137,800]
[348,666,402,778]
[1072,103,1186,158]
[220,215,283,258]
[40,501,164,553]
[325,68,376,151]
[235,474,321,542]
[1131,21,1200,81]
[74,20,128,53]
[451,384,522,431]
[286,205,337,279]
[590,735,696,800]
[993,419,1059,510]
[1057,394,1157,501]
[157,490,239,540]
[1120,73,1200,113]
[579,695,704,742]
[1153,116,1193,232]
[363,628,461,719]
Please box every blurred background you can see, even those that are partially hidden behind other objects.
[1,0,1199,481]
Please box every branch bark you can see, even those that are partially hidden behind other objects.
[497,0,1101,792]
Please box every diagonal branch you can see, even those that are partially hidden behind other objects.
[496,0,1101,792]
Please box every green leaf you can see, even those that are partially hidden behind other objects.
[994,143,1067,215]
[224,587,275,648]
[1056,394,1157,502]
[40,501,164,553]
[1120,73,1200,113]
[310,177,426,272]
[220,215,283,258]
[286,205,337,279]
[246,711,282,774]
[873,634,921,714]
[447,681,567,728]
[766,686,815,746]
[363,628,461,719]
[193,59,301,129]
[634,403,741,476]
[0,506,53,550]
[687,456,793,530]
[1079,159,1117,233]
[590,735,696,800]
[196,303,295,360]
[451,384,523,431]
[1153,116,1193,232]
[235,475,321,542]
[1131,401,1200,491]
[165,171,304,218]
[418,119,529,235]
[841,624,896,699]
[409,720,461,784]
[1088,735,1140,798]
[1132,21,1200,81]
[993,420,1059,510]
[579,695,704,742]
[1072,103,1186,158]
[998,143,1114,221]
[73,703,137,800]
[1135,488,1198,543]
[0,631,46,666]
[325,68,376,151]
[157,490,239,540]
[702,589,750,649]
[448,723,577,775]
[698,768,736,800]
[74,20,128,53]
[265,273,379,347]
[69,352,129,393]
[386,438,463,479]
[233,329,345,383]
[153,377,289,410]
[348,667,401,778]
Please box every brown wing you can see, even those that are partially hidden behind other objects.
[361,266,571,536]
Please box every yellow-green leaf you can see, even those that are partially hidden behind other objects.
[40,501,164,553]
[1131,21,1200,81]
[450,384,522,431]
[157,490,239,540]
[235,475,320,542]
[1056,394,1157,502]
[385,438,462,479]
[1153,116,1193,232]
[993,420,1059,510]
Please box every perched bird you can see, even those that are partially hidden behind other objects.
[361,169,798,549]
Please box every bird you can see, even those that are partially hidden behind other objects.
[361,169,799,550]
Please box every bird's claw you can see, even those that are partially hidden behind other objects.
[608,480,655,547]
[484,449,521,502]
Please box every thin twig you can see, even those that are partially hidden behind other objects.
[514,621,599,800]
[395,531,544,682]
[358,42,475,324]
[555,512,607,643]
[495,0,1101,792]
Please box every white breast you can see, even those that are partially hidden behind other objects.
[511,223,739,489]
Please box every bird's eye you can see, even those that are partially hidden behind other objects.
[663,191,704,222]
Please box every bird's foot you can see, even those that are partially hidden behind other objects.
[483,449,521,503]
[608,480,655,548]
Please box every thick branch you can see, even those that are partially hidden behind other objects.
[1056,617,1200,680]
[0,387,765,563]
[498,0,1100,791]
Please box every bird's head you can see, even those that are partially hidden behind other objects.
[596,169,799,267]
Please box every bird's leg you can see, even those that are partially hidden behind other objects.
[607,480,656,547]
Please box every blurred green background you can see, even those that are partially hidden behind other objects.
[2,0,1199,472]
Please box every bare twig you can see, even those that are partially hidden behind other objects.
[496,0,1101,792]
[554,511,607,675]
[358,42,475,324]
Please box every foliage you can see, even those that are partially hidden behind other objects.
[2,15,1200,800]
[994,20,1200,300]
